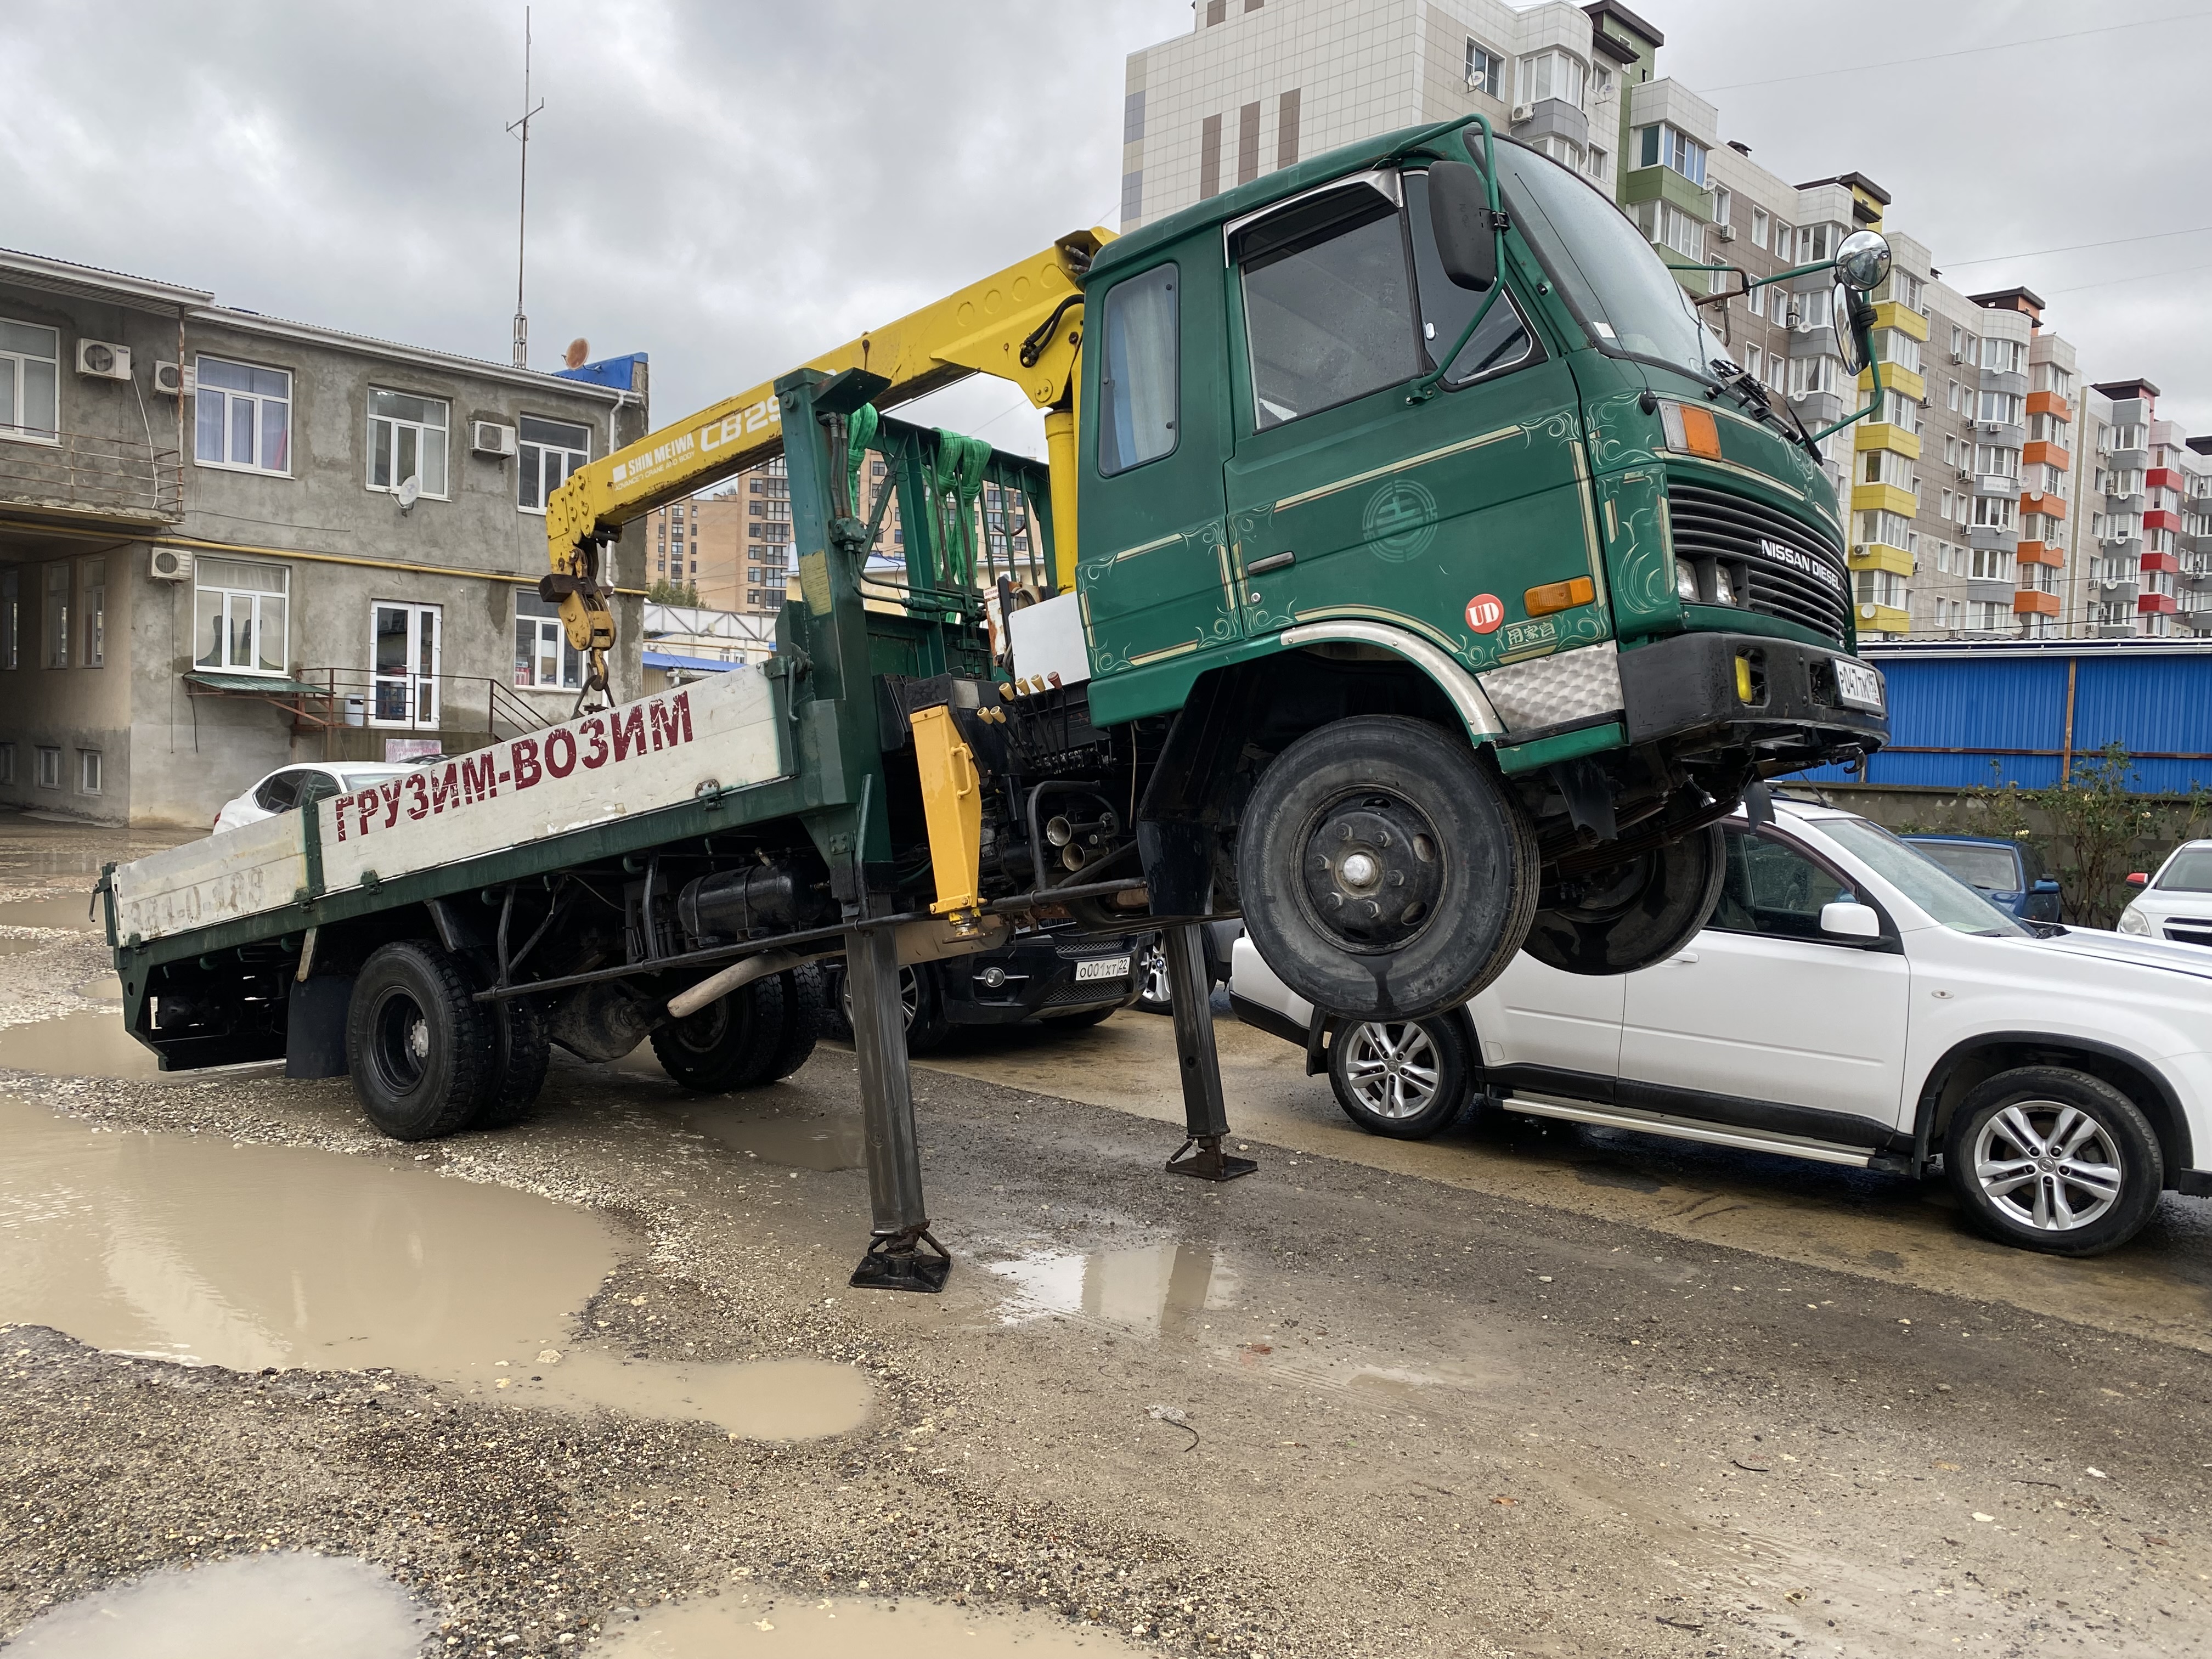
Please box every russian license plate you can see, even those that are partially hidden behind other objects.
[1075,956,1131,982]
[1834,658,1884,713]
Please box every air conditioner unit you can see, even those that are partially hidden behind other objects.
[1949,350,1963,363]
[1510,103,1534,124]
[472,421,517,457]
[75,340,131,380]
[1714,224,1736,242]
[150,360,191,397]
[149,547,193,582]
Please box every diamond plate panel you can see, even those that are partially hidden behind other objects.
[1477,640,1623,735]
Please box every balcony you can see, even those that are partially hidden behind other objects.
[2025,389,2072,422]
[2142,550,2179,574]
[2016,540,2064,567]
[0,428,183,533]
[2013,589,2060,617]
[2139,592,2178,615]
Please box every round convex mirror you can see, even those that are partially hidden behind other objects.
[1833,283,1868,376]
[1835,229,1892,292]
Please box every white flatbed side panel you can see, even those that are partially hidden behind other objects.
[112,810,309,945]
[318,667,786,895]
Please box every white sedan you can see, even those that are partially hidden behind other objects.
[2118,838,2212,949]
[1232,798,2212,1257]
[211,763,420,834]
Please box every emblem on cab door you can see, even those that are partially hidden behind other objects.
[1364,479,1438,563]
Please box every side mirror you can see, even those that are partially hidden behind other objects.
[1835,284,1878,376]
[1426,160,1496,291]
[2032,878,2061,894]
[1834,229,1892,292]
[2125,871,2149,887]
[1820,900,1883,940]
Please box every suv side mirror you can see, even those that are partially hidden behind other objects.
[1426,160,1496,291]
[2125,871,2149,887]
[2032,878,2061,894]
[1820,900,1883,940]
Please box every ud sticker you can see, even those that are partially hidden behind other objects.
[1502,617,1558,652]
[1465,593,1505,633]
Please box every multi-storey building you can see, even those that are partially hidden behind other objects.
[2076,380,2160,637]
[2181,436,2212,634]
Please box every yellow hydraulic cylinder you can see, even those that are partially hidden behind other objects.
[910,704,984,935]
[1043,404,1079,595]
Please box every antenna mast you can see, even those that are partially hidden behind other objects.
[507,7,545,369]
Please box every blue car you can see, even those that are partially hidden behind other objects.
[1902,834,2062,922]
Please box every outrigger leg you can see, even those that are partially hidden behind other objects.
[845,916,951,1292]
[1161,923,1257,1182]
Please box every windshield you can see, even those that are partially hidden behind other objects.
[1819,817,2031,937]
[2155,848,2212,892]
[1912,841,2021,892]
[1487,137,1726,381]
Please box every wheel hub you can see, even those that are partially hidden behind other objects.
[1302,797,1443,952]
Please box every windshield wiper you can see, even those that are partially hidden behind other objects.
[1709,358,1816,452]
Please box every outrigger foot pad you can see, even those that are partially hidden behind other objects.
[850,1226,952,1294]
[1166,1135,1258,1183]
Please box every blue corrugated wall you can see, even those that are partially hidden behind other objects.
[1788,646,2212,793]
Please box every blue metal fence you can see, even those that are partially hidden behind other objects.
[1790,640,2212,794]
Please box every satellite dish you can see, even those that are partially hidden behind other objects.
[397,476,421,512]
[565,337,590,369]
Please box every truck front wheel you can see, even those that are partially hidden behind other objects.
[1238,716,1537,1022]
[1521,825,1726,976]
[348,941,494,1142]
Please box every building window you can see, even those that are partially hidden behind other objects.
[1636,123,1707,185]
[517,415,590,514]
[1,568,16,669]
[193,556,290,675]
[366,388,449,498]
[1516,49,1586,110]
[1787,355,1838,399]
[194,356,292,473]
[1750,207,1769,250]
[1637,200,1705,263]
[35,747,60,789]
[43,562,69,668]
[1795,224,1835,264]
[1711,187,1732,229]
[81,557,104,667]
[1972,496,2016,532]
[1,319,61,443]
[1978,391,2023,427]
[512,587,582,690]
[78,750,101,794]
[1465,41,1502,97]
[1585,144,1607,183]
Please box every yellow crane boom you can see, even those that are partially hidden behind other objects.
[542,230,1109,679]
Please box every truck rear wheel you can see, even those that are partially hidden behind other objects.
[651,977,786,1093]
[347,941,494,1142]
[475,994,552,1128]
[1238,716,1537,1022]
[757,964,826,1082]
[1521,825,1726,977]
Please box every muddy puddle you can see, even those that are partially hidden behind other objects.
[4,1551,430,1656]
[985,1241,1238,1335]
[75,971,123,1001]
[0,894,100,931]
[673,1103,866,1171]
[0,1092,872,1438]
[605,1589,1158,1657]
[0,1008,176,1080]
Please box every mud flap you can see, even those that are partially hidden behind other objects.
[286,974,354,1079]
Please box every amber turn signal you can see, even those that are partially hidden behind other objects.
[1678,404,1722,459]
[1523,576,1596,617]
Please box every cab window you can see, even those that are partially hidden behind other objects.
[1097,263,1179,475]
[1235,182,1417,429]
[1708,828,1858,942]
[1404,170,1534,385]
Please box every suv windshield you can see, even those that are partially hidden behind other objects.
[2155,848,2212,892]
[1487,137,1726,382]
[1912,841,2021,893]
[1819,817,2030,937]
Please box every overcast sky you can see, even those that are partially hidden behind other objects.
[4,1,2205,453]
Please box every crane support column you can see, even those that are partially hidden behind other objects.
[847,910,949,1291]
[1162,924,1256,1182]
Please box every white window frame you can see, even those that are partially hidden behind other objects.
[43,561,69,669]
[1464,40,1502,97]
[192,555,291,678]
[365,387,450,500]
[517,414,591,516]
[34,746,60,789]
[0,318,60,445]
[1516,49,1587,111]
[512,586,583,691]
[193,354,294,476]
[78,749,101,795]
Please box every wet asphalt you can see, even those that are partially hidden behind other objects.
[2,809,2208,1657]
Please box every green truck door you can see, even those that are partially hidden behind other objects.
[1224,170,1607,670]
[1077,259,1240,678]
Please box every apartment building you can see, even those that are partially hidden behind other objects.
[2068,379,2202,639]
[0,247,648,827]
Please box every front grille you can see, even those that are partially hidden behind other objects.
[2161,917,2212,947]
[1668,481,1850,644]
[1042,972,1128,1008]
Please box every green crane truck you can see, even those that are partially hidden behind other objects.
[103,117,1893,1288]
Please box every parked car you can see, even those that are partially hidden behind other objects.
[2119,839,2212,949]
[1232,799,2212,1257]
[211,762,424,834]
[1903,833,2061,923]
[826,921,1144,1053]
[1133,922,1243,1015]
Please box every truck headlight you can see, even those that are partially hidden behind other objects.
[1675,558,1701,602]
[1711,565,1737,607]
[2117,905,2151,936]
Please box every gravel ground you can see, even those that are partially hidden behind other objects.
[2,813,2209,1657]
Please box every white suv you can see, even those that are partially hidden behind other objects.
[2118,839,2212,949]
[1232,799,2212,1257]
